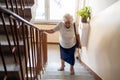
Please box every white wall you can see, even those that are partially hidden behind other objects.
[87,0,119,16]
[81,1,120,80]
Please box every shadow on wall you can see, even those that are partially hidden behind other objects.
[84,1,120,80]
[94,25,120,80]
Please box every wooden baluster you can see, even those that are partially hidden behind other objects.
[33,29,38,80]
[13,19,24,80]
[27,0,30,6]
[14,0,19,15]
[0,43,8,80]
[0,13,17,63]
[43,33,47,66]
[41,32,44,68]
[8,0,16,45]
[19,0,25,18]
[7,1,17,61]
[36,29,40,80]
[9,18,16,46]
[26,0,29,6]
[39,30,43,78]
[40,31,44,74]
[25,26,32,80]
[21,0,25,7]
[21,23,28,80]
[9,0,14,12]
[30,27,36,79]
[8,17,18,64]
[41,32,44,71]
[4,0,9,9]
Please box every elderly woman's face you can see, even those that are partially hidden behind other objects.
[65,21,71,28]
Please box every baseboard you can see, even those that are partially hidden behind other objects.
[47,42,59,44]
[80,61,103,80]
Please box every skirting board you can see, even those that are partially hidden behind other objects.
[77,57,102,80]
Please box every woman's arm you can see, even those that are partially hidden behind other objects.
[44,29,55,34]
[43,22,61,33]
[76,34,82,48]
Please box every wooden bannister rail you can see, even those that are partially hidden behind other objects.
[0,6,37,29]
[0,6,47,80]
[1,0,34,21]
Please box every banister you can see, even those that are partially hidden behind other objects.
[0,4,48,80]
[0,6,40,30]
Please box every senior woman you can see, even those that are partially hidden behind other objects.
[44,14,81,75]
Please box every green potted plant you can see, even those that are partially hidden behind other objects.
[77,6,91,23]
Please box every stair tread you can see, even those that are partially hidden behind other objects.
[0,56,20,71]
[42,69,95,80]
[0,53,25,72]
[0,18,10,25]
[40,44,95,80]
[0,35,23,45]
[0,17,31,26]
[0,63,20,71]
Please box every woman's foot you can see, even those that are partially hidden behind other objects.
[58,67,64,71]
[70,71,75,75]
[70,65,75,75]
[58,60,65,71]
[58,65,65,71]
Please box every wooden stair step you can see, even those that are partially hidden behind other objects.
[0,72,20,80]
[0,54,26,80]
[0,5,32,21]
[0,0,34,6]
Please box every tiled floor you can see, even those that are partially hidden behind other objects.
[41,44,95,80]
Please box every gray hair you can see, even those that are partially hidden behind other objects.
[63,13,73,24]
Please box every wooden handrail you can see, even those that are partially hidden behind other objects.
[0,6,40,30]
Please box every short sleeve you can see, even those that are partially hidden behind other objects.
[53,22,62,31]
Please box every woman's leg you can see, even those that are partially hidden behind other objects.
[61,59,65,68]
[58,59,65,71]
[70,65,74,75]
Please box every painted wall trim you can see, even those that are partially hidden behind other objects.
[81,61,103,80]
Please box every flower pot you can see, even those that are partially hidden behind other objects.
[81,17,87,23]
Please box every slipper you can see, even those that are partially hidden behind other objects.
[58,68,64,71]
[70,72,75,75]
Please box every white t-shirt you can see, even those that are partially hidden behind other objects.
[53,22,79,48]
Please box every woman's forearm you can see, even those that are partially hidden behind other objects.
[44,29,55,33]
[77,34,82,48]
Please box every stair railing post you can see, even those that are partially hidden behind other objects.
[13,19,24,80]
[21,23,28,80]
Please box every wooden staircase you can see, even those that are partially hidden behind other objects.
[0,35,25,80]
[0,0,34,22]
[0,0,48,80]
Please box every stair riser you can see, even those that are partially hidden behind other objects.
[2,8,32,20]
[0,18,29,35]
[1,45,24,56]
[13,8,32,18]
[0,57,26,80]
[0,26,24,35]
[0,72,20,80]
